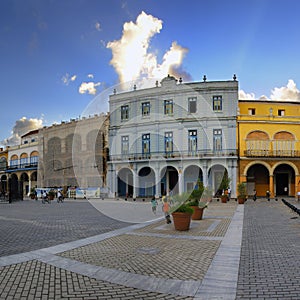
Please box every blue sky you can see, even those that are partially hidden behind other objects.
[1,0,300,146]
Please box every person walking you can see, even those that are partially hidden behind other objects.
[297,190,300,202]
[162,196,172,224]
[151,197,158,214]
[253,189,257,201]
[266,190,270,201]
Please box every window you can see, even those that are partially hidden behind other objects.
[188,130,197,155]
[20,157,28,166]
[164,100,173,115]
[213,129,222,151]
[213,95,222,111]
[10,159,18,167]
[142,134,150,155]
[31,138,36,142]
[121,136,129,155]
[165,132,173,155]
[188,97,197,113]
[248,108,256,115]
[121,105,129,120]
[142,102,150,116]
[30,156,39,165]
[278,109,285,116]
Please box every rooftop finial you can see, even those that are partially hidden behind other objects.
[203,75,207,82]
[233,74,237,81]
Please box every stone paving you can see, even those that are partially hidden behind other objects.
[236,198,300,300]
[1,197,299,299]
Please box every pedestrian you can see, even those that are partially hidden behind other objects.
[151,197,158,214]
[266,190,270,201]
[253,189,257,201]
[227,187,231,199]
[162,196,172,224]
[57,190,63,203]
[297,191,300,202]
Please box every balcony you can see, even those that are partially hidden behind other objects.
[244,149,300,157]
[109,149,238,162]
[6,162,38,172]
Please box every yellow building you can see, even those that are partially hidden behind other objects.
[238,100,300,198]
[0,147,8,196]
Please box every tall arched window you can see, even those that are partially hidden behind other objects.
[246,131,270,156]
[273,131,295,156]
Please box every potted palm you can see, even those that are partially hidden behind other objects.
[237,182,247,204]
[29,187,36,199]
[171,193,194,231]
[47,189,56,201]
[219,172,231,203]
[188,180,207,220]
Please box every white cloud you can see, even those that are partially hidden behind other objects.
[1,117,43,146]
[78,82,101,95]
[239,90,256,100]
[270,79,300,101]
[87,74,94,79]
[239,80,300,102]
[107,11,191,85]
[62,73,77,85]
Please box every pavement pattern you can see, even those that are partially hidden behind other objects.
[0,197,299,299]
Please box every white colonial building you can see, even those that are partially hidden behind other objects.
[108,75,239,199]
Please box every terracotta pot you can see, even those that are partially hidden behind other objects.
[190,206,205,220]
[238,196,245,204]
[172,212,192,231]
[221,195,228,203]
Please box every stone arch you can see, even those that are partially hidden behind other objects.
[246,130,270,140]
[273,131,295,140]
[48,137,62,155]
[273,162,297,196]
[160,165,179,196]
[243,160,272,177]
[138,166,155,197]
[271,161,299,176]
[183,165,203,192]
[117,167,133,197]
[246,163,270,197]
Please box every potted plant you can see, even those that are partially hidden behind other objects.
[218,172,231,203]
[202,186,213,202]
[237,182,247,204]
[47,189,56,200]
[29,187,36,200]
[171,193,194,231]
[188,180,207,220]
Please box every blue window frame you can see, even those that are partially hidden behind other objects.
[164,132,173,156]
[188,130,197,155]
[142,134,150,155]
[213,95,222,111]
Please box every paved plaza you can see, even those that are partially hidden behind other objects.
[0,197,299,299]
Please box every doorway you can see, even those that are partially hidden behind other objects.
[275,173,289,195]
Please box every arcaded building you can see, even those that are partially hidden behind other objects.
[238,100,300,197]
[108,75,239,199]
[37,114,108,191]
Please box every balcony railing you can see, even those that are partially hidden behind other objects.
[109,149,237,161]
[7,162,38,171]
[244,149,300,157]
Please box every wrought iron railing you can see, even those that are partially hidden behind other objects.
[109,149,237,161]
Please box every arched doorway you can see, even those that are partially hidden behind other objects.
[246,164,269,197]
[0,175,7,196]
[184,165,203,192]
[20,173,29,196]
[274,164,295,196]
[160,166,178,196]
[208,164,228,196]
[9,173,23,200]
[138,167,155,197]
[117,168,133,197]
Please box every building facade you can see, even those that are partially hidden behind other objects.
[108,75,239,199]
[238,100,300,197]
[5,130,39,198]
[37,114,109,191]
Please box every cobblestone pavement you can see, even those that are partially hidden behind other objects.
[236,198,300,300]
[0,199,131,257]
[0,199,243,299]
